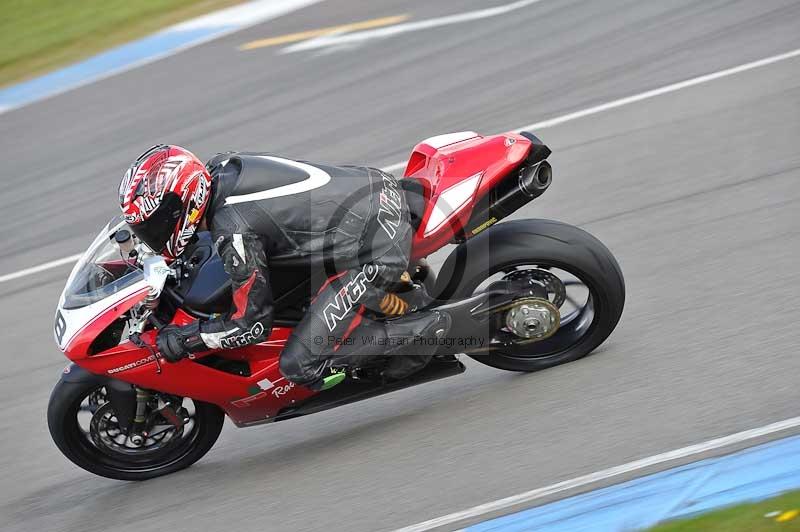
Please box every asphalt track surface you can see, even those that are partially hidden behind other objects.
[1,1,799,531]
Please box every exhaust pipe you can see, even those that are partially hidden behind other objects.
[519,160,552,199]
[462,160,552,239]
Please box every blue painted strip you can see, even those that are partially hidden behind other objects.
[0,27,231,110]
[467,434,800,532]
[0,0,323,113]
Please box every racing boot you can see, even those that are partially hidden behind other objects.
[381,310,452,380]
[317,320,390,388]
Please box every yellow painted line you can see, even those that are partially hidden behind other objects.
[239,14,410,51]
[776,509,799,522]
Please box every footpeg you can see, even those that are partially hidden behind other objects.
[321,372,346,390]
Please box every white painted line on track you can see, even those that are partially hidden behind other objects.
[515,46,800,131]
[3,46,800,286]
[393,416,800,532]
[0,253,82,284]
[382,160,411,174]
[173,0,320,32]
[282,0,544,54]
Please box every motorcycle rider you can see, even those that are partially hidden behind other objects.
[118,145,450,390]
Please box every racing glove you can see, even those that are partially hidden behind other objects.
[156,322,207,363]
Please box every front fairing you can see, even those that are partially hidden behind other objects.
[54,216,149,354]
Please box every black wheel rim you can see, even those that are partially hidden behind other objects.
[470,261,600,361]
[67,386,203,473]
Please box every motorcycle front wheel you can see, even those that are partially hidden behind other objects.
[434,219,625,372]
[47,377,224,481]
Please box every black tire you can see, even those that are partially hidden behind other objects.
[47,378,224,481]
[434,219,625,372]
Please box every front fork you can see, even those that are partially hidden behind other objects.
[128,388,186,446]
[129,388,151,446]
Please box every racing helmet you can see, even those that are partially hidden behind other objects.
[119,145,212,259]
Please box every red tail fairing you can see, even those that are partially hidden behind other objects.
[403,131,534,259]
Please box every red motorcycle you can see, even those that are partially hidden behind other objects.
[48,131,625,480]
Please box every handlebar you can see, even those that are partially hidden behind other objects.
[148,312,168,330]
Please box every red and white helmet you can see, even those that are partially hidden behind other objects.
[119,145,212,259]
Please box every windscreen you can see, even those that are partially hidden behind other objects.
[62,216,144,309]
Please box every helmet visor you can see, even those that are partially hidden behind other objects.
[129,192,183,255]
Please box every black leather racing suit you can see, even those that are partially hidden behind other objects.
[193,152,433,387]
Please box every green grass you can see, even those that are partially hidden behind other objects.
[650,490,800,531]
[0,0,243,87]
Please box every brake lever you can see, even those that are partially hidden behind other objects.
[129,329,163,375]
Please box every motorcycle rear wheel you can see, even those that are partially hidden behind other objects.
[435,219,625,372]
[47,378,224,481]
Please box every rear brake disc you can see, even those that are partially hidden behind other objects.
[502,268,566,308]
